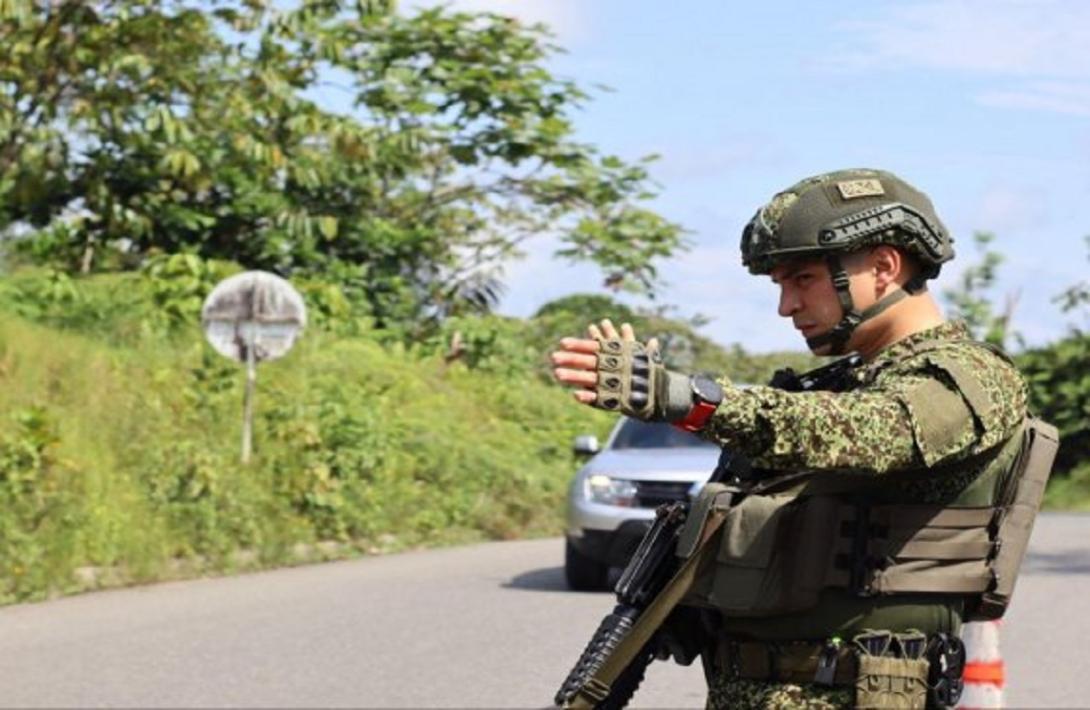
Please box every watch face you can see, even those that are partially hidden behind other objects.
[691,374,724,403]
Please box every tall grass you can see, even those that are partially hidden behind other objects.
[0,276,613,603]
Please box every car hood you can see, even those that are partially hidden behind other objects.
[580,448,722,481]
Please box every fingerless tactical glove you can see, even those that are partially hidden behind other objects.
[593,338,693,422]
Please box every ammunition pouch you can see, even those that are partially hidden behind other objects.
[710,631,944,709]
[855,654,929,709]
[679,418,1059,620]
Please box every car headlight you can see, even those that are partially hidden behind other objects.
[584,474,638,507]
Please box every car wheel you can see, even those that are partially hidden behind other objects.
[565,539,610,591]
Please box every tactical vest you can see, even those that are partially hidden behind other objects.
[677,342,1059,625]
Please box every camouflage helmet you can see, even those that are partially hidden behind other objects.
[741,168,954,282]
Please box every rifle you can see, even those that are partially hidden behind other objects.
[553,356,862,709]
[553,447,740,709]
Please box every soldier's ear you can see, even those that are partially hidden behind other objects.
[871,245,903,294]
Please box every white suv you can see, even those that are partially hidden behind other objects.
[564,417,722,591]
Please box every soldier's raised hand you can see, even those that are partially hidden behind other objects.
[551,318,686,421]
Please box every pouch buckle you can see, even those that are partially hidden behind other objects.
[813,637,843,686]
[926,633,966,708]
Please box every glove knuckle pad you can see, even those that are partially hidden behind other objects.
[598,354,622,371]
[599,374,622,391]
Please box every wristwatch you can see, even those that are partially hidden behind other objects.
[674,374,724,433]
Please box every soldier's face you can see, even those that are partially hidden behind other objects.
[771,258,857,354]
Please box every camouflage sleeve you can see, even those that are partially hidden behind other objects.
[702,346,1027,474]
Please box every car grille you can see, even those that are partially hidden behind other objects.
[633,480,693,508]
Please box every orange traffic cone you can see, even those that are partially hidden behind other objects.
[957,620,1005,709]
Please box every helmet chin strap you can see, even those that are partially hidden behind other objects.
[804,254,914,355]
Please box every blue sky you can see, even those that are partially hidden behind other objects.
[414,0,1090,352]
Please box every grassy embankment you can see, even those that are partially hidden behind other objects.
[0,269,620,604]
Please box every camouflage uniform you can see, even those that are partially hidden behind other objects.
[706,678,853,710]
[696,320,1028,710]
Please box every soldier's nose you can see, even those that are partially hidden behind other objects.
[778,287,800,318]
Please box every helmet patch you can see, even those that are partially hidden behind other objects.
[837,179,885,200]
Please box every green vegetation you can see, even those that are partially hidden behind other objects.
[0,268,606,603]
[1017,278,1090,508]
[943,232,1016,348]
[5,243,1090,603]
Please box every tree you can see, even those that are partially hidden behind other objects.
[1053,235,1090,321]
[0,1,684,328]
[1017,235,1090,477]
[941,232,1019,347]
[1017,335,1090,476]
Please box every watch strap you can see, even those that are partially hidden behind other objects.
[675,399,718,432]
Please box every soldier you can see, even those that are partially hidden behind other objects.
[551,168,1030,709]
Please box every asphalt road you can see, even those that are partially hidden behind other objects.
[0,513,1086,708]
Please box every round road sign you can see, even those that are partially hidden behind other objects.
[201,271,307,363]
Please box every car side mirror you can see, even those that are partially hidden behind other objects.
[572,435,600,456]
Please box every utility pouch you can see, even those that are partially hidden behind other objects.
[854,654,929,709]
[710,494,794,613]
[682,492,843,615]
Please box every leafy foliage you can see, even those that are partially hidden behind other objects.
[942,232,1018,347]
[141,252,242,331]
[0,0,684,330]
[0,406,82,603]
[414,292,819,384]
[1005,236,1090,484]
[1017,335,1090,476]
[1052,236,1090,321]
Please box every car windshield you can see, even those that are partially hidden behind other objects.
[610,419,718,449]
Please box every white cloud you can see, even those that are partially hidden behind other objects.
[971,184,1049,234]
[405,0,588,41]
[833,0,1090,78]
[639,240,802,351]
[977,81,1090,117]
[824,1,1090,118]
[495,232,605,317]
[653,140,789,183]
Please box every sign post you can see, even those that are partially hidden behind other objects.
[201,271,307,463]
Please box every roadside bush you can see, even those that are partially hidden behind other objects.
[1017,332,1090,476]
[0,407,82,603]
[426,314,542,375]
